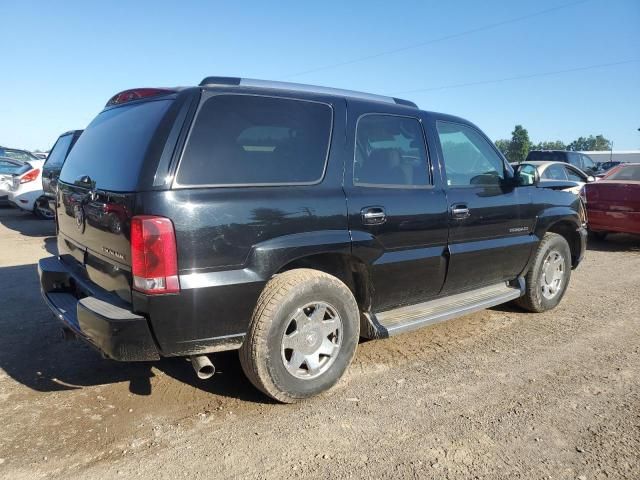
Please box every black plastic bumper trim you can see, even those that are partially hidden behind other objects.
[38,257,160,361]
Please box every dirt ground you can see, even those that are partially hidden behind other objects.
[0,207,638,480]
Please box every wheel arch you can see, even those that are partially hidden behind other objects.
[275,252,372,313]
[535,207,584,268]
[247,230,373,312]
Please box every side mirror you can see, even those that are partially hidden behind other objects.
[586,175,596,183]
[513,163,539,186]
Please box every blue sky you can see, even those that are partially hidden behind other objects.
[1,0,639,151]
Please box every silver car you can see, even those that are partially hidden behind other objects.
[517,160,597,195]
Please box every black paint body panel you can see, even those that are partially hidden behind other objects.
[42,84,586,359]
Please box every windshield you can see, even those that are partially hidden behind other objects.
[0,148,38,162]
[60,99,172,191]
[606,165,640,181]
[582,154,596,170]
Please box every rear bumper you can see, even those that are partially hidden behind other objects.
[8,189,39,211]
[587,210,640,235]
[38,256,160,361]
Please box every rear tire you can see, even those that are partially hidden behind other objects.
[33,197,54,220]
[239,268,359,403]
[516,232,572,313]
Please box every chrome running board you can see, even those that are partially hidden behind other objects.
[372,281,524,337]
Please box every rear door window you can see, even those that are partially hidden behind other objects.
[565,166,585,182]
[542,164,568,180]
[44,133,74,169]
[60,99,173,191]
[176,95,333,186]
[354,114,429,187]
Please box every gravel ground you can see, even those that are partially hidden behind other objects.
[0,207,638,480]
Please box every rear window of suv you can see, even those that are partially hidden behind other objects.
[60,99,172,191]
[526,151,566,162]
[175,94,332,186]
[44,133,74,168]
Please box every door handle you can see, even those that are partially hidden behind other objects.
[451,204,470,219]
[361,206,386,225]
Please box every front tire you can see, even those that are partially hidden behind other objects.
[516,232,572,313]
[240,269,359,403]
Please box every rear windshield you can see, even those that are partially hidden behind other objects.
[0,159,30,176]
[176,94,332,186]
[607,165,640,181]
[527,151,566,162]
[60,99,172,191]
[45,133,74,168]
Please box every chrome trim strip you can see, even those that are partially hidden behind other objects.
[377,283,524,336]
[179,268,262,290]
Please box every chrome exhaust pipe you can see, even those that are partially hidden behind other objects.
[191,355,215,380]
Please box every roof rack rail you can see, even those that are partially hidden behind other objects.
[198,76,417,108]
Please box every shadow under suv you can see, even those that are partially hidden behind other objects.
[39,77,587,402]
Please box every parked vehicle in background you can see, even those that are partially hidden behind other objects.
[0,146,40,163]
[585,163,640,238]
[526,150,600,176]
[0,157,31,206]
[7,158,51,218]
[41,130,83,211]
[33,152,49,160]
[514,160,595,195]
[580,150,640,165]
[38,77,587,403]
[596,161,623,177]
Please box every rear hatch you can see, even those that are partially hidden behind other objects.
[56,90,192,302]
[586,180,640,212]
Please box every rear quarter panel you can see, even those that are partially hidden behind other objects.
[136,93,350,354]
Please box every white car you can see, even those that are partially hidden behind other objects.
[513,160,596,195]
[528,160,597,195]
[7,158,52,218]
[0,157,31,206]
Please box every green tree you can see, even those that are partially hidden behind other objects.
[494,139,510,156]
[532,140,566,151]
[567,134,611,151]
[507,125,531,163]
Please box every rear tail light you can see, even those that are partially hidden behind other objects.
[131,216,179,294]
[20,168,40,184]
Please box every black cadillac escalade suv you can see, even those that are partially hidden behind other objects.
[39,77,587,402]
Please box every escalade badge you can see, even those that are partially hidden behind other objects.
[102,247,125,261]
[74,205,85,233]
